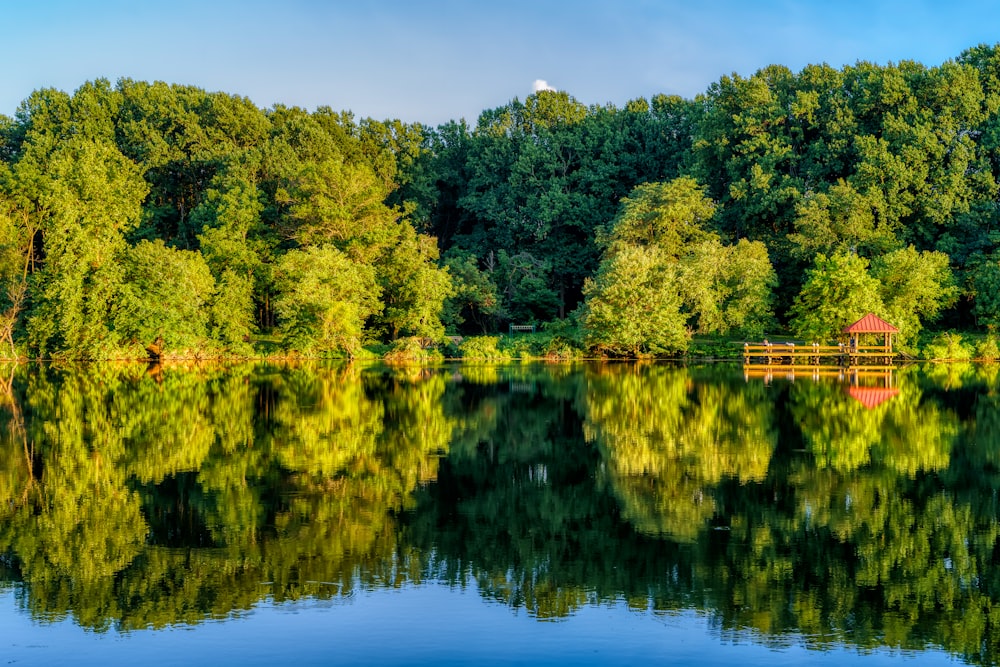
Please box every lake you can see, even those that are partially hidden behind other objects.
[0,360,994,665]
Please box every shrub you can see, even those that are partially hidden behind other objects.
[493,323,587,360]
[459,336,510,360]
[497,333,539,358]
[976,334,1000,362]
[922,332,973,360]
[687,338,742,359]
[383,337,444,363]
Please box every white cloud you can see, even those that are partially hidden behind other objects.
[533,79,555,93]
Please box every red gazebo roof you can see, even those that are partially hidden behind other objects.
[842,313,899,334]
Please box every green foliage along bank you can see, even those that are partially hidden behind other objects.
[7,47,1000,358]
[0,83,451,359]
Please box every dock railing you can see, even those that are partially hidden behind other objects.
[743,342,895,366]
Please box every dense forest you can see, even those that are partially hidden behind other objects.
[7,44,1000,358]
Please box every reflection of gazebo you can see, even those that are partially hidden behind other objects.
[846,385,900,409]
[842,313,898,355]
[844,365,899,409]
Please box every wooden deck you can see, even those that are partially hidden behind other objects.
[743,343,895,366]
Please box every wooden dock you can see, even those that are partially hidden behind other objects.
[743,342,895,367]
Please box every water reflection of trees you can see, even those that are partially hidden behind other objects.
[789,371,957,474]
[0,362,453,630]
[584,364,777,541]
[4,363,1000,664]
[578,364,1000,664]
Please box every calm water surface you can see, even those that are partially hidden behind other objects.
[0,361,993,665]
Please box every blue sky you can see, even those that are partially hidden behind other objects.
[4,0,1000,127]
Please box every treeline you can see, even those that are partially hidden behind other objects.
[6,45,1000,358]
[0,80,451,359]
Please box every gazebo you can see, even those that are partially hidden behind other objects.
[842,313,899,355]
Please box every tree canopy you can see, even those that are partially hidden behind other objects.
[4,45,1000,356]
[581,178,776,354]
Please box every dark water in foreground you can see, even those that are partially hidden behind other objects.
[0,361,994,665]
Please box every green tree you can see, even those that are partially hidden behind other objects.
[272,244,381,354]
[440,249,500,333]
[600,176,715,255]
[580,245,686,356]
[679,237,776,337]
[116,79,270,247]
[788,252,885,342]
[208,269,257,352]
[375,223,452,340]
[21,137,148,358]
[279,155,397,256]
[692,65,804,245]
[971,255,1000,329]
[191,160,270,349]
[871,246,956,347]
[0,196,35,356]
[584,177,776,350]
[788,180,900,258]
[493,250,560,324]
[452,90,695,321]
[114,239,216,353]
